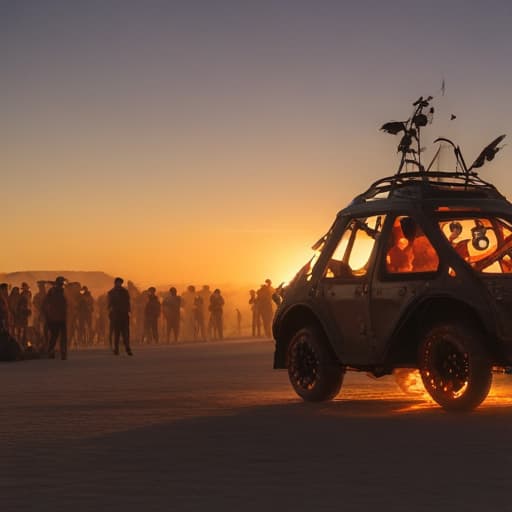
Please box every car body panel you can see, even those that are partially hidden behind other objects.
[273,174,512,371]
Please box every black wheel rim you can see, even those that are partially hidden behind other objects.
[424,335,469,398]
[290,334,320,391]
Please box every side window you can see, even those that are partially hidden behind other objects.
[386,216,439,274]
[325,215,384,278]
[438,217,512,274]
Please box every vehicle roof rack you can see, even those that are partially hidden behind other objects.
[351,170,505,204]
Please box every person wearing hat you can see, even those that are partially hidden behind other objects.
[43,277,68,360]
[107,277,133,355]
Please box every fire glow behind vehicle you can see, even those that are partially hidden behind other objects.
[272,96,511,411]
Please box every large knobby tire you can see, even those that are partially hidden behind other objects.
[418,323,492,411]
[287,326,344,402]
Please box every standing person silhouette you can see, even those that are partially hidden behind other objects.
[193,294,206,341]
[181,285,196,341]
[0,283,11,333]
[163,287,181,343]
[249,289,261,337]
[77,286,94,345]
[17,282,32,348]
[199,285,212,340]
[44,276,68,360]
[8,286,20,338]
[209,289,225,340]
[107,277,133,356]
[144,287,161,343]
[33,281,48,348]
[257,279,275,338]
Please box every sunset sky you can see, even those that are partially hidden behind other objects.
[3,0,512,287]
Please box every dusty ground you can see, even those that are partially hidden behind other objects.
[1,340,511,511]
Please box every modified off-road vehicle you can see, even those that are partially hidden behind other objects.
[273,96,511,411]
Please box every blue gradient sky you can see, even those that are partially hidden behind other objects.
[3,0,512,285]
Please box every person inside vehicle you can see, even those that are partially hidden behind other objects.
[401,217,439,272]
[386,222,411,273]
[387,217,438,273]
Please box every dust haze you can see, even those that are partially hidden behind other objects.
[0,270,281,348]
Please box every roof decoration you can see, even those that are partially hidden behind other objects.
[347,96,509,204]
[380,96,506,177]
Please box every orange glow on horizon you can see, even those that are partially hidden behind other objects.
[3,218,324,289]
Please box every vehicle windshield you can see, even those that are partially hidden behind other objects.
[285,230,330,287]
[325,215,385,278]
[438,215,512,273]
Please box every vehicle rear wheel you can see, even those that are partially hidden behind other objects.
[418,323,492,411]
[287,326,343,402]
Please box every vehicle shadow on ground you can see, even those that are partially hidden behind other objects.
[6,398,512,512]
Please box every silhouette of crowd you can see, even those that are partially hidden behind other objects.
[248,279,282,338]
[0,275,281,360]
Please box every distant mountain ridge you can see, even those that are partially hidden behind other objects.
[0,271,256,298]
[0,271,116,296]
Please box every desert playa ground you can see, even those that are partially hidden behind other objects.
[1,340,511,512]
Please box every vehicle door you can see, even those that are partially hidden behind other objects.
[370,214,441,356]
[317,215,385,363]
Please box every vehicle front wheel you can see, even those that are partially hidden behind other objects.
[287,326,344,402]
[418,323,492,411]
